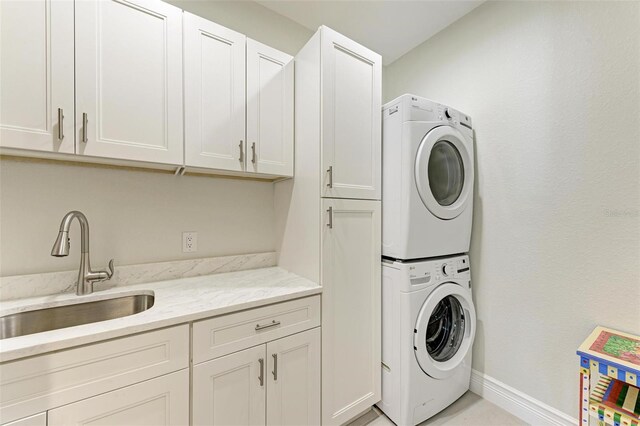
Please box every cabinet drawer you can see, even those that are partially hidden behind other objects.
[193,296,320,363]
[0,325,189,424]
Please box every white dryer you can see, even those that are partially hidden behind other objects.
[382,94,474,260]
[377,255,476,425]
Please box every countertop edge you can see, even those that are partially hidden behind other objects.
[0,286,322,363]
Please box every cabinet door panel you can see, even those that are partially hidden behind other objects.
[246,39,293,177]
[321,27,381,200]
[75,0,183,164]
[184,12,245,171]
[2,413,46,426]
[47,369,189,426]
[267,328,320,426]
[0,0,74,153]
[321,198,381,425]
[193,345,266,426]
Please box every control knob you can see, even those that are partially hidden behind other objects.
[442,263,451,276]
[444,109,452,119]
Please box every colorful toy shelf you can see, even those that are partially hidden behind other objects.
[578,327,640,426]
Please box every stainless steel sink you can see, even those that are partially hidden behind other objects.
[0,293,155,339]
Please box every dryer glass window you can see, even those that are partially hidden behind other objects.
[428,141,464,206]
[425,295,465,362]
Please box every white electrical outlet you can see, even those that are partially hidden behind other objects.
[182,232,197,253]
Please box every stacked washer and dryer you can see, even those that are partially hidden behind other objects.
[377,94,477,425]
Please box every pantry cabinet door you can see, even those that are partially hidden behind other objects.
[184,12,246,172]
[193,345,266,426]
[74,0,183,165]
[47,369,189,426]
[266,328,321,426]
[0,0,74,153]
[321,198,381,425]
[246,39,294,177]
[321,27,381,200]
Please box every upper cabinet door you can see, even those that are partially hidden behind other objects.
[266,328,321,426]
[0,0,74,153]
[184,12,246,172]
[321,198,381,425]
[74,0,183,165]
[246,39,294,177]
[321,27,381,200]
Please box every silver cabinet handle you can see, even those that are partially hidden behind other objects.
[57,108,64,140]
[255,320,281,331]
[239,140,244,162]
[251,142,256,164]
[272,353,278,380]
[327,206,333,229]
[327,166,333,188]
[82,113,88,143]
[258,358,264,386]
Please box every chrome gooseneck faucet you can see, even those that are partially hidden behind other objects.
[51,211,114,295]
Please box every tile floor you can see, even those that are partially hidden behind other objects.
[352,392,528,426]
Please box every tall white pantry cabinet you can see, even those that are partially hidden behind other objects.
[276,26,382,425]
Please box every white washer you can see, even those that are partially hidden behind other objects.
[382,94,474,260]
[377,255,476,425]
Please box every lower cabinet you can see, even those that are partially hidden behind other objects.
[193,345,266,426]
[0,299,321,426]
[47,369,189,426]
[193,328,321,426]
[266,328,321,426]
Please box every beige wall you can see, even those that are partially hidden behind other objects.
[0,159,276,276]
[0,2,311,277]
[384,1,640,417]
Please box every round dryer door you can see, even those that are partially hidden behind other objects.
[415,126,473,220]
[414,283,476,379]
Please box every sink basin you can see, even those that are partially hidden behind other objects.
[0,293,155,339]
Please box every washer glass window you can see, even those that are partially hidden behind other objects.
[428,140,464,206]
[425,295,465,362]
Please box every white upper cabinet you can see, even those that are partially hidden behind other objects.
[0,0,74,154]
[246,39,294,177]
[74,0,183,165]
[184,12,246,172]
[1,1,294,177]
[321,27,382,200]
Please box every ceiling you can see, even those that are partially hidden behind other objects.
[257,0,484,65]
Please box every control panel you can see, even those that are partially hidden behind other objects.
[384,254,471,291]
[433,256,470,282]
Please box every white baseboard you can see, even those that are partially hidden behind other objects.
[469,369,577,426]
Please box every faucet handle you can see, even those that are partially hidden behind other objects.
[106,259,115,280]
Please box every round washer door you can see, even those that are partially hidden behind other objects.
[415,126,473,220]
[414,283,476,379]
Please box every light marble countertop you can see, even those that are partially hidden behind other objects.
[0,267,321,363]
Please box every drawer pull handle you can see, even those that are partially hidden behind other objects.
[58,108,64,140]
[272,353,278,380]
[255,320,281,331]
[258,358,264,386]
[82,113,88,143]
